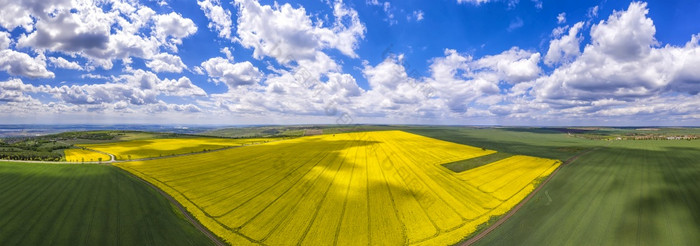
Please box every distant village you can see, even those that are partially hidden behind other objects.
[612,135,698,140]
[565,128,699,141]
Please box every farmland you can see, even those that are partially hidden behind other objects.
[78,137,276,160]
[64,149,111,162]
[0,162,213,245]
[403,127,700,245]
[472,138,700,246]
[116,130,559,245]
[2,126,697,245]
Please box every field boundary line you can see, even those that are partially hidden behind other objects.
[461,147,599,246]
[113,167,227,246]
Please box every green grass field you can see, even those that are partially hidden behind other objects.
[405,127,699,245]
[472,139,700,245]
[0,162,213,246]
[1,126,697,245]
[442,152,513,172]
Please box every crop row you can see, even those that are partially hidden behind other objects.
[116,130,560,245]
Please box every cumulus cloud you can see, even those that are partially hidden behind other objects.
[545,22,584,65]
[158,77,207,97]
[557,12,566,24]
[9,0,196,70]
[146,53,187,73]
[152,12,197,51]
[0,31,11,50]
[233,0,365,62]
[0,50,55,78]
[425,48,541,114]
[51,69,206,108]
[0,79,50,102]
[473,47,542,84]
[354,46,542,116]
[198,0,234,39]
[153,12,197,40]
[1,0,697,125]
[16,1,111,53]
[590,2,657,61]
[1,69,205,116]
[49,56,83,70]
[530,1,700,117]
[201,57,263,88]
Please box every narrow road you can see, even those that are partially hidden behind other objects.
[461,147,599,246]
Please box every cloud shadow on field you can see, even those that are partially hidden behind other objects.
[617,146,700,242]
[402,128,597,160]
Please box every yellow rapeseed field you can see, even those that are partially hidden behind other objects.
[115,130,561,245]
[64,149,111,162]
[79,137,274,160]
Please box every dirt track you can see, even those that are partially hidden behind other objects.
[461,148,599,246]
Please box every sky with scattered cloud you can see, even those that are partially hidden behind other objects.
[0,0,699,126]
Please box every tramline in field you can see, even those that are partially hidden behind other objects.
[115,130,560,245]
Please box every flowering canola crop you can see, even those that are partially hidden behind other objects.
[64,149,111,162]
[115,130,560,245]
[79,137,273,160]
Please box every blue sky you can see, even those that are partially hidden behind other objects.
[0,0,699,125]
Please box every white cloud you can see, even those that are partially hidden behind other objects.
[557,12,566,24]
[473,47,542,84]
[0,0,70,32]
[545,22,584,66]
[507,17,524,32]
[409,10,424,22]
[201,57,263,88]
[16,1,112,53]
[0,70,205,115]
[456,0,495,4]
[0,31,11,50]
[153,12,198,48]
[0,79,51,102]
[367,1,397,25]
[534,2,700,106]
[0,50,55,78]
[233,0,365,63]
[532,0,542,9]
[426,50,492,114]
[10,1,195,70]
[49,56,83,70]
[146,53,187,73]
[588,6,599,18]
[220,47,234,61]
[81,73,109,80]
[158,77,207,97]
[53,69,206,106]
[198,0,234,39]
[590,2,657,61]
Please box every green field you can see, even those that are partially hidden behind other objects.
[442,152,513,172]
[0,162,213,246]
[0,126,697,245]
[406,127,700,245]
